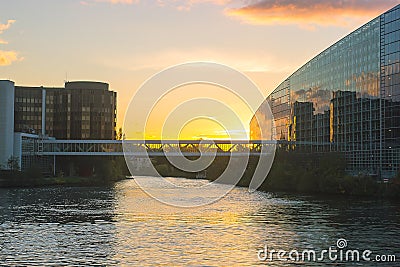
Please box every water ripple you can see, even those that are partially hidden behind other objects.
[0,179,399,266]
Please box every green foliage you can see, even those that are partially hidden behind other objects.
[95,160,112,180]
[0,156,130,187]
[94,157,128,182]
[7,156,20,172]
[24,165,43,180]
[155,164,169,176]
[116,127,124,140]
[236,149,400,198]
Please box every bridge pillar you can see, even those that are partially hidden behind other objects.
[53,155,56,177]
[68,161,75,177]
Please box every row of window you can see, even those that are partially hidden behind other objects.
[15,98,42,104]
[384,19,400,34]
[384,29,400,45]
[384,7,399,23]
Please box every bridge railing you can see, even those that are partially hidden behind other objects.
[24,139,277,156]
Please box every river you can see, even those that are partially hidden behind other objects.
[0,178,399,266]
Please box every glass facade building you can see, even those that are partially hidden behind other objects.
[251,5,400,178]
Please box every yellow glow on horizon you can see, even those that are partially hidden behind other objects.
[178,119,230,140]
[124,83,253,140]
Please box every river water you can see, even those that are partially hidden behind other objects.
[0,178,399,266]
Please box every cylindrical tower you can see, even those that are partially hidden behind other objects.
[0,80,15,169]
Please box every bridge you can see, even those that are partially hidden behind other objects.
[15,134,399,179]
[23,139,277,157]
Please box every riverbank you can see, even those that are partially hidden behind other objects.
[152,151,400,199]
[236,151,400,199]
[2,151,400,198]
[0,156,130,188]
[0,173,125,188]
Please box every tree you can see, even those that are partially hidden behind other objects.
[116,127,124,140]
[7,156,20,172]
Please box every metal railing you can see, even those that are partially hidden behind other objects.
[25,139,277,156]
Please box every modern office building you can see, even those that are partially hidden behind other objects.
[251,5,400,178]
[13,81,117,140]
[0,80,117,170]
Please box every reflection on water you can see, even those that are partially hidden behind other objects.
[0,178,399,266]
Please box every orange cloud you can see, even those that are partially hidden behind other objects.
[80,0,399,28]
[0,20,15,34]
[89,0,230,8]
[172,0,231,11]
[0,50,21,66]
[0,20,22,66]
[93,0,139,4]
[225,0,400,27]
[0,20,16,45]
[174,0,231,6]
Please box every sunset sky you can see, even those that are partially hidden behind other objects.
[1,0,399,139]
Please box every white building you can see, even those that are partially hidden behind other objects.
[0,80,15,169]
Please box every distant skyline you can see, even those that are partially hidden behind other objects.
[1,0,398,139]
